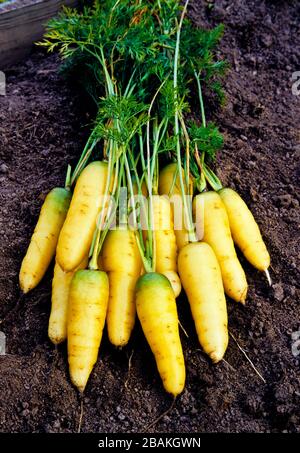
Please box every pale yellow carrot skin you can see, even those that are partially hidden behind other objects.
[158,163,191,251]
[68,270,109,392]
[193,191,248,303]
[136,273,185,396]
[102,228,142,347]
[178,242,228,362]
[153,195,181,297]
[48,256,88,345]
[19,188,71,293]
[219,188,270,271]
[57,161,108,272]
[162,270,182,300]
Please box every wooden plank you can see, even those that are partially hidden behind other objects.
[0,0,78,68]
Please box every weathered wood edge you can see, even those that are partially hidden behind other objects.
[0,0,78,68]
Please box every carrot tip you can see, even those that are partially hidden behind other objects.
[264,269,272,287]
[210,351,223,363]
[20,287,29,294]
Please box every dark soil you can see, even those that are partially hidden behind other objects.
[0,0,299,433]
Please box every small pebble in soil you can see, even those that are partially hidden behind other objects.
[246,395,262,414]
[261,34,273,47]
[292,199,299,209]
[273,283,285,302]
[250,187,259,202]
[180,416,189,423]
[32,407,39,416]
[41,149,50,157]
[236,139,244,149]
[245,54,257,67]
[0,163,8,174]
[53,420,61,429]
[275,194,293,208]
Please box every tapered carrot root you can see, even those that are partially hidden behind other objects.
[178,242,228,362]
[19,187,71,293]
[153,195,181,297]
[102,228,142,347]
[136,272,185,396]
[57,161,109,272]
[48,256,88,345]
[162,270,182,299]
[193,191,248,303]
[219,188,270,271]
[68,269,109,392]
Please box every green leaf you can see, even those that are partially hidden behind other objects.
[189,122,224,160]
[202,163,223,191]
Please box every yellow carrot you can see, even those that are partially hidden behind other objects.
[68,269,109,392]
[102,228,142,347]
[57,161,109,272]
[153,195,181,297]
[19,187,71,293]
[193,191,248,303]
[219,188,270,272]
[178,242,228,362]
[158,163,192,250]
[48,256,88,345]
[136,272,185,396]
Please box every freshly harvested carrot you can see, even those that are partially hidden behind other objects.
[19,187,71,293]
[158,163,185,195]
[162,270,182,300]
[68,269,109,392]
[178,242,228,362]
[193,191,248,303]
[158,163,191,251]
[219,188,270,272]
[102,227,142,347]
[56,161,109,272]
[48,256,88,345]
[158,163,192,251]
[136,272,185,396]
[153,195,181,297]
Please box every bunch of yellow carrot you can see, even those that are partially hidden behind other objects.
[19,157,270,396]
[18,0,271,398]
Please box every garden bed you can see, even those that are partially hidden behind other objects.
[0,0,299,433]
